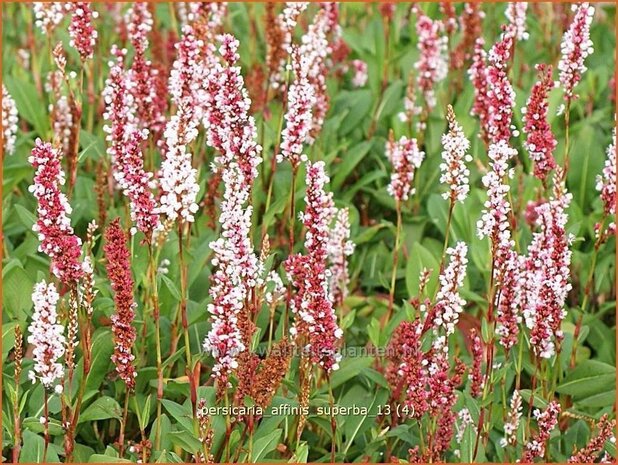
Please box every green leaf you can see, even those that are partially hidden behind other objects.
[576,390,616,408]
[161,275,182,301]
[354,223,388,245]
[4,76,49,136]
[332,141,373,190]
[88,455,132,463]
[367,317,382,349]
[137,394,152,432]
[567,125,605,213]
[360,367,390,389]
[326,356,374,391]
[289,442,309,463]
[22,417,64,435]
[405,242,439,298]
[13,204,37,231]
[168,430,202,454]
[459,419,476,462]
[3,321,19,360]
[342,387,389,455]
[154,451,184,463]
[149,413,172,452]
[556,360,615,399]
[20,430,59,462]
[3,164,33,193]
[2,263,34,321]
[250,429,282,462]
[86,329,114,392]
[519,389,548,410]
[336,89,373,136]
[78,396,122,424]
[161,399,194,432]
[79,131,107,161]
[376,80,405,120]
[262,193,288,230]
[73,444,95,462]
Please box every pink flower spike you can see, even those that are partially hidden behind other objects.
[440,2,458,36]
[68,2,98,61]
[385,135,425,203]
[298,9,332,142]
[117,129,161,236]
[204,164,262,382]
[204,33,262,189]
[158,26,206,225]
[28,139,84,284]
[433,242,468,342]
[319,2,340,37]
[285,161,342,372]
[351,59,368,87]
[476,140,517,247]
[414,7,448,110]
[158,105,201,224]
[27,281,66,391]
[125,2,167,135]
[387,320,429,419]
[468,38,490,141]
[523,173,573,359]
[523,64,558,181]
[104,219,138,391]
[501,390,523,447]
[125,2,152,53]
[476,140,518,297]
[522,401,561,462]
[495,250,523,351]
[441,106,472,203]
[103,48,160,236]
[486,26,517,144]
[468,328,484,397]
[169,25,206,116]
[569,415,617,463]
[176,2,228,30]
[596,128,616,218]
[327,208,355,306]
[2,84,18,155]
[268,2,309,89]
[277,47,316,169]
[505,3,529,41]
[33,2,66,34]
[558,3,595,101]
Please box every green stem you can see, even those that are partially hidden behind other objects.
[283,168,298,334]
[248,425,254,462]
[385,201,402,326]
[177,223,194,415]
[515,332,525,390]
[86,60,95,133]
[168,3,178,33]
[288,167,298,254]
[267,302,276,352]
[440,199,455,271]
[327,376,337,463]
[148,243,164,452]
[43,390,50,463]
[12,364,21,463]
[569,215,606,368]
[224,390,231,462]
[473,255,497,460]
[563,100,572,176]
[118,389,130,457]
[261,58,291,238]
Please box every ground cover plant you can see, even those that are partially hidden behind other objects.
[1,2,617,463]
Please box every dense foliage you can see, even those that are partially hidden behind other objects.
[2,2,616,463]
